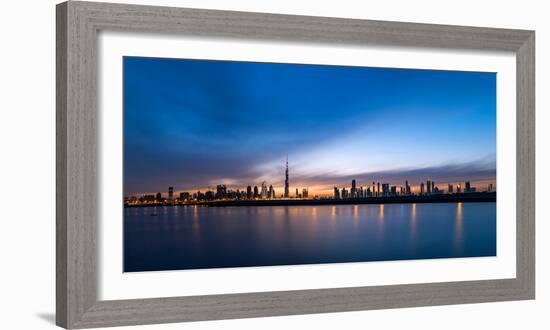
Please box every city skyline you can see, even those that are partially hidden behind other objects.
[124,154,496,204]
[124,57,496,197]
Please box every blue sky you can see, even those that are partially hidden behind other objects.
[123,56,496,196]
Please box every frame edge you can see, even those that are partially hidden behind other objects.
[56,2,69,328]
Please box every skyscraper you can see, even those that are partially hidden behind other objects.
[426,180,432,195]
[246,186,252,199]
[334,187,340,199]
[284,156,289,198]
[216,184,227,199]
[302,188,308,199]
[168,186,174,201]
[382,183,389,196]
[405,180,411,195]
[269,185,275,199]
[296,188,299,198]
[253,186,259,198]
[261,181,268,199]
[448,184,454,193]
[420,183,425,195]
[351,179,357,198]
[465,181,471,193]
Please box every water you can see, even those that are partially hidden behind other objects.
[124,202,496,272]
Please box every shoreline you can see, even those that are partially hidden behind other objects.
[125,192,496,208]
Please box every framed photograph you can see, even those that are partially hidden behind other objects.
[56,1,535,328]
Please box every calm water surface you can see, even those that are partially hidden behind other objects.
[124,202,496,272]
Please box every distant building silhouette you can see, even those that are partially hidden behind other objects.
[216,185,227,199]
[382,183,389,196]
[168,187,174,201]
[334,187,340,199]
[284,156,289,198]
[269,185,275,199]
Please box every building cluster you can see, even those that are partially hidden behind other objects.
[333,179,493,200]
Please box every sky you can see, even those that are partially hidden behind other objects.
[123,56,496,196]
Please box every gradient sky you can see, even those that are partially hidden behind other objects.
[123,56,496,196]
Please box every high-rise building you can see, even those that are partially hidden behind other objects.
[216,184,227,199]
[179,192,190,200]
[156,192,162,201]
[377,182,380,197]
[382,183,389,196]
[488,183,493,192]
[296,188,299,198]
[426,180,432,195]
[302,188,308,199]
[269,185,275,199]
[334,187,340,199]
[246,186,252,199]
[448,184,454,194]
[284,156,289,198]
[168,186,174,201]
[261,181,268,198]
[390,186,397,195]
[341,188,349,199]
[465,181,471,193]
[457,184,462,193]
[351,179,357,198]
[405,180,411,195]
[420,183,425,195]
[253,186,259,198]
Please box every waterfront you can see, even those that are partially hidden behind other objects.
[124,202,496,272]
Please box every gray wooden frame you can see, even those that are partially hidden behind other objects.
[56,1,535,328]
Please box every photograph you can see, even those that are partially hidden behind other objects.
[122,56,497,272]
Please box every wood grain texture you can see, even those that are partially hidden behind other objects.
[56,1,535,328]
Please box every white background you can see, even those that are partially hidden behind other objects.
[0,0,548,329]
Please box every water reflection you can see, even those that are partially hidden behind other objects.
[409,203,417,246]
[454,202,464,254]
[378,204,385,220]
[124,202,496,272]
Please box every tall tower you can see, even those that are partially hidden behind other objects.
[284,156,289,198]
[168,186,174,201]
